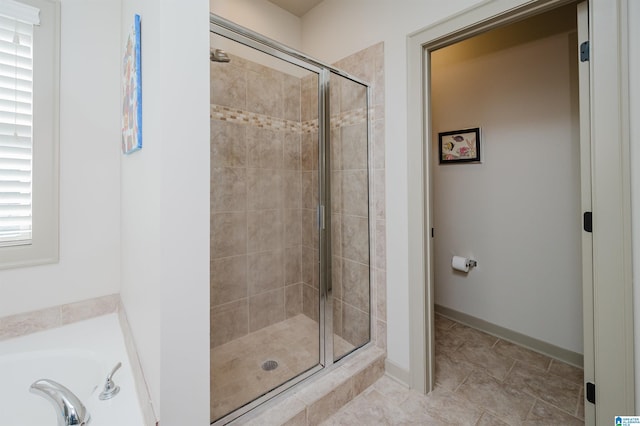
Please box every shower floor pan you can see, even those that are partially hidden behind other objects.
[211,314,354,421]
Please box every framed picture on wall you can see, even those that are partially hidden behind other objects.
[121,14,142,154]
[438,128,481,164]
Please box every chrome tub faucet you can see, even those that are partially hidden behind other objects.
[30,379,91,426]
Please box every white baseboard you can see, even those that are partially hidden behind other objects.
[384,358,411,387]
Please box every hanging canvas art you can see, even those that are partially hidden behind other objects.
[122,14,142,154]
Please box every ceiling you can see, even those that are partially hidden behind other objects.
[267,0,324,17]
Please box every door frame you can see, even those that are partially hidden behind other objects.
[406,0,634,423]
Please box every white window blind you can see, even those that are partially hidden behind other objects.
[0,9,35,247]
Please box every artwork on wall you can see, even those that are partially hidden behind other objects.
[438,127,481,164]
[121,14,142,155]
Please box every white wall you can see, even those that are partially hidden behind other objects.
[0,0,121,317]
[120,0,162,415]
[302,0,482,371]
[120,0,210,424]
[210,0,302,49]
[431,11,583,353]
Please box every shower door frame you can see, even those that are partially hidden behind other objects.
[210,14,373,425]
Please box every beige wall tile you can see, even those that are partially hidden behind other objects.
[247,168,282,210]
[330,127,342,170]
[301,171,317,209]
[285,283,303,318]
[285,246,302,285]
[211,256,247,307]
[283,132,301,170]
[342,303,369,348]
[211,212,247,259]
[211,299,248,347]
[340,77,368,113]
[374,170,385,220]
[331,213,342,258]
[301,132,318,171]
[342,259,370,313]
[301,75,318,122]
[333,298,343,338]
[249,288,285,332]
[342,215,369,265]
[301,208,318,249]
[211,120,246,168]
[376,319,387,350]
[247,127,283,169]
[331,171,343,214]
[248,250,284,295]
[331,255,343,300]
[247,209,283,253]
[284,208,302,247]
[373,119,385,170]
[342,170,369,217]
[247,69,283,118]
[211,167,246,212]
[283,74,301,122]
[210,61,247,110]
[302,283,319,322]
[283,170,302,209]
[375,220,386,270]
[375,269,386,321]
[341,123,368,170]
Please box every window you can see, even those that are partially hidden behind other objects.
[0,0,58,269]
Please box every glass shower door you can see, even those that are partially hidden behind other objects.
[209,32,321,424]
[328,72,371,361]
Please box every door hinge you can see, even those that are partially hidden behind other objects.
[580,41,590,62]
[583,211,592,233]
[431,228,434,238]
[586,382,595,404]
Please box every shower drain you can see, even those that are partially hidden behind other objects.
[261,360,279,371]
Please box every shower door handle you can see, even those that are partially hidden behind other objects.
[317,205,325,230]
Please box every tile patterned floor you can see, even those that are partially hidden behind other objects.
[322,314,584,425]
[211,314,354,422]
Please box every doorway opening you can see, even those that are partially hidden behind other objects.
[425,4,586,423]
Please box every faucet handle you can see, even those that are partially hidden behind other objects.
[107,362,122,381]
[99,362,121,400]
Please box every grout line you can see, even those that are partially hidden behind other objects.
[524,397,537,422]
[502,359,516,383]
[575,386,583,418]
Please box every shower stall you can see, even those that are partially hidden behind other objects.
[209,15,373,425]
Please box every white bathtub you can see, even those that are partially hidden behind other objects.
[0,313,145,425]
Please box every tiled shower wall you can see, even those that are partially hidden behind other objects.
[210,42,386,353]
[300,75,319,322]
[331,43,386,350]
[210,55,307,347]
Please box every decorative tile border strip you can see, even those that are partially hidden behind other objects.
[211,104,371,134]
[210,105,301,132]
[0,294,120,341]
